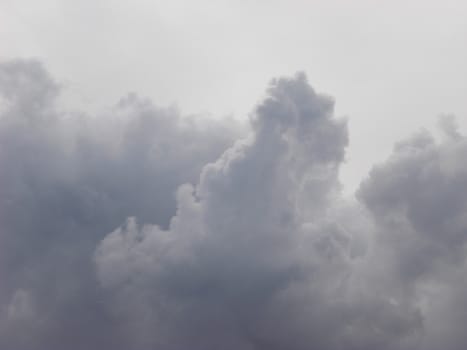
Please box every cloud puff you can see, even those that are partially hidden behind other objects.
[358,121,467,350]
[95,73,353,349]
[0,59,239,349]
[94,73,423,350]
[2,58,467,350]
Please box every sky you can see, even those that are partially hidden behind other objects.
[1,1,467,349]
[2,0,466,192]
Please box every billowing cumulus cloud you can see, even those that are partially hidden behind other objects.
[357,120,467,350]
[1,59,467,350]
[0,59,240,349]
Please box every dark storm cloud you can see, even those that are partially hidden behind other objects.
[1,58,467,350]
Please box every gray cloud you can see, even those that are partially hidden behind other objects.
[0,59,240,350]
[2,58,467,350]
[357,121,467,350]
[94,73,421,350]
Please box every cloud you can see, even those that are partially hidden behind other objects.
[95,73,353,349]
[0,59,240,349]
[94,73,420,350]
[357,119,467,350]
[2,58,467,350]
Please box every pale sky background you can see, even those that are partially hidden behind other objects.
[1,0,466,193]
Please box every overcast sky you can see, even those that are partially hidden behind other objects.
[2,0,466,191]
[1,1,467,350]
